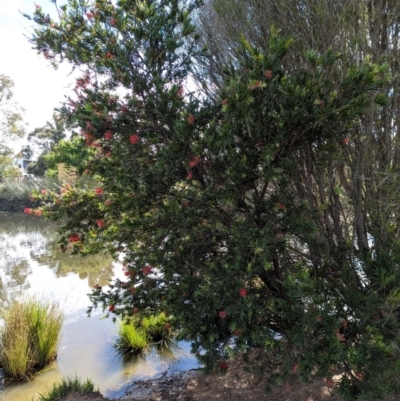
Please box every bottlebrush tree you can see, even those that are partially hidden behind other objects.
[27,1,398,400]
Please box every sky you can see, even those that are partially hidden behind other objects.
[0,0,78,152]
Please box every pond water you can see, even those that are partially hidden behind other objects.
[0,212,198,401]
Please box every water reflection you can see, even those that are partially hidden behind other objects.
[0,212,198,401]
[0,212,114,303]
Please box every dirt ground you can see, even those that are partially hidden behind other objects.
[59,356,341,401]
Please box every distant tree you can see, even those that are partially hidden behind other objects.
[0,155,19,181]
[43,135,95,177]
[0,74,26,157]
[28,113,66,153]
[27,113,67,176]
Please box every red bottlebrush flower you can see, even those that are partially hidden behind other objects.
[106,52,114,59]
[96,219,106,228]
[105,199,113,206]
[220,361,228,370]
[343,137,350,145]
[142,265,153,275]
[334,329,346,342]
[186,115,195,125]
[355,372,364,381]
[277,202,286,211]
[164,323,172,330]
[108,304,115,312]
[129,134,140,144]
[239,288,247,297]
[34,209,43,217]
[219,310,227,319]
[265,70,273,80]
[85,133,94,145]
[104,130,113,140]
[110,17,116,26]
[24,208,33,214]
[189,156,201,168]
[221,99,228,106]
[68,234,80,243]
[187,171,193,180]
[95,187,104,196]
[124,270,130,276]
[325,378,335,387]
[248,81,262,90]
[292,362,299,374]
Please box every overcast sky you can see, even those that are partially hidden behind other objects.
[0,0,77,150]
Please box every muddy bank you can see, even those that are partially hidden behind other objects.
[55,359,340,401]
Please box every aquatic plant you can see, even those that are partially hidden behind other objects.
[115,312,173,356]
[38,376,97,401]
[0,297,64,381]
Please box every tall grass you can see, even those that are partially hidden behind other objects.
[0,178,60,202]
[0,297,64,381]
[38,376,97,401]
[115,320,148,356]
[115,312,173,357]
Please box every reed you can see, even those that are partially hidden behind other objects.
[0,178,59,201]
[38,376,97,401]
[0,297,64,381]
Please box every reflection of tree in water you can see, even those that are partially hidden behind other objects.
[0,212,114,299]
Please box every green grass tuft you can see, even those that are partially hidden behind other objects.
[0,297,64,381]
[115,312,174,357]
[38,376,97,401]
[115,320,148,356]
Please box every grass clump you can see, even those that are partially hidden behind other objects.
[0,297,64,381]
[115,312,173,357]
[38,376,97,401]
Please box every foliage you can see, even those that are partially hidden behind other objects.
[0,297,64,381]
[26,1,400,400]
[0,156,19,181]
[43,135,95,176]
[38,376,97,401]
